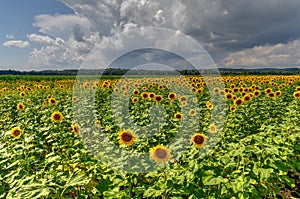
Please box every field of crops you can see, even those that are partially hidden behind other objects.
[0,75,299,199]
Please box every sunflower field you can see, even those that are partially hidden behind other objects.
[0,75,299,198]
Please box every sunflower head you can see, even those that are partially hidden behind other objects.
[230,105,236,112]
[293,91,300,99]
[154,95,163,103]
[72,124,80,135]
[174,112,183,120]
[141,92,149,99]
[168,92,177,101]
[17,103,25,110]
[11,127,23,138]
[234,98,243,106]
[118,129,136,146]
[189,109,196,116]
[132,97,139,103]
[191,133,207,148]
[49,98,56,105]
[51,111,63,122]
[150,145,171,164]
[209,124,217,133]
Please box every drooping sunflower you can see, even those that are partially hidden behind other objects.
[209,124,217,133]
[51,111,63,122]
[17,103,25,110]
[72,124,80,135]
[11,127,23,138]
[174,112,183,120]
[150,145,171,164]
[168,92,177,101]
[118,129,136,146]
[191,133,207,148]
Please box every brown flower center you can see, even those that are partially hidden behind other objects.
[194,135,204,145]
[155,148,167,159]
[121,132,133,142]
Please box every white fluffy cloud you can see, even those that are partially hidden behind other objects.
[2,40,30,48]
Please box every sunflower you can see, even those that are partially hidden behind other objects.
[132,89,139,96]
[242,95,251,103]
[95,120,101,126]
[275,91,282,97]
[234,98,243,106]
[154,95,163,103]
[49,98,56,105]
[265,88,272,94]
[118,129,136,146]
[168,92,177,101]
[141,92,149,99]
[191,133,207,148]
[179,96,187,103]
[254,90,261,97]
[149,92,155,99]
[268,92,275,98]
[17,103,25,110]
[213,87,220,94]
[293,91,300,99]
[72,124,80,135]
[174,112,183,120]
[132,97,139,103]
[225,93,233,100]
[150,145,171,164]
[20,92,25,97]
[209,124,217,133]
[230,105,236,112]
[189,109,196,116]
[51,111,63,122]
[11,127,23,138]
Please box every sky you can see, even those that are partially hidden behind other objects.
[1,0,300,71]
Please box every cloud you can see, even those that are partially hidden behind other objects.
[6,34,14,39]
[27,33,57,45]
[27,33,100,70]
[33,14,93,40]
[26,0,300,69]
[2,40,30,48]
[222,39,300,68]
